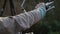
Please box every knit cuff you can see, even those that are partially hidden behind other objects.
[38,7,46,18]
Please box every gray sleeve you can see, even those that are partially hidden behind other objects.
[13,9,41,30]
[0,9,42,32]
[0,17,15,34]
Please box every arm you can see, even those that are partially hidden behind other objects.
[0,3,46,33]
[13,3,46,31]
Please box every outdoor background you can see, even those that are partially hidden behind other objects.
[0,0,60,34]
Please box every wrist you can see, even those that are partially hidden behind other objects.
[37,7,46,18]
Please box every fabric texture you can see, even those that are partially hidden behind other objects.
[0,6,46,34]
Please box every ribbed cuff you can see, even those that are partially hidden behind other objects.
[38,7,46,18]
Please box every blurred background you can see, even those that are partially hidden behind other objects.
[0,0,60,34]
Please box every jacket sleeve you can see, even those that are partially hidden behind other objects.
[12,6,46,31]
[0,7,46,33]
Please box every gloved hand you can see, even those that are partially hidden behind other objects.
[35,1,55,11]
[45,1,55,11]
